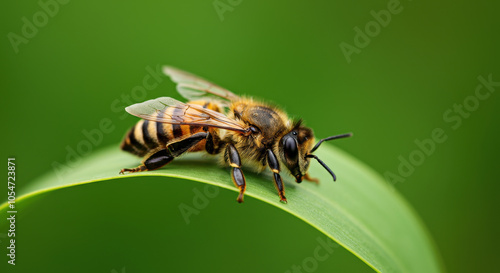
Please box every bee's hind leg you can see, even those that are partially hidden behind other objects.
[119,132,208,174]
[119,149,174,174]
[119,165,147,174]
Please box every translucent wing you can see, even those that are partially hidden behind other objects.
[125,97,250,134]
[163,66,240,104]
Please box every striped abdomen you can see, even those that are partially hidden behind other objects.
[120,100,221,157]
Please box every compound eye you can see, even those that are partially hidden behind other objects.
[284,137,298,162]
[250,126,260,134]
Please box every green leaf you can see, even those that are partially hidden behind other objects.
[0,145,443,273]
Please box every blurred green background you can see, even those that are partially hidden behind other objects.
[1,0,499,272]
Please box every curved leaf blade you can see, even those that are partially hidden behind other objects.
[0,145,443,273]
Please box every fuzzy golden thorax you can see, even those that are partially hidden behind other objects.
[225,99,315,181]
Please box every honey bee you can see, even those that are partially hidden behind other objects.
[119,66,352,203]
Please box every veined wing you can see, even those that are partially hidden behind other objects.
[125,97,250,134]
[163,66,240,104]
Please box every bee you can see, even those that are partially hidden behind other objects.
[119,66,352,203]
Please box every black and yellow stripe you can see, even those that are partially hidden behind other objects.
[120,100,220,157]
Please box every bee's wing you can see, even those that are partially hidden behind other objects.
[126,97,250,133]
[163,66,240,104]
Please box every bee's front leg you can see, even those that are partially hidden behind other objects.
[267,149,287,203]
[304,173,319,184]
[225,143,247,203]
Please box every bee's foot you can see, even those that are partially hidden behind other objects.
[119,168,130,175]
[237,193,244,203]
[304,173,319,184]
[119,166,146,174]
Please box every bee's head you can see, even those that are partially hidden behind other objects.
[278,120,315,183]
[279,120,353,183]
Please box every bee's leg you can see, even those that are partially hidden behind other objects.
[119,165,147,174]
[205,130,222,155]
[267,149,287,203]
[304,173,319,184]
[120,132,208,174]
[225,143,246,203]
[119,149,173,174]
